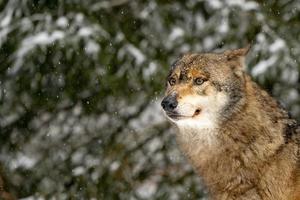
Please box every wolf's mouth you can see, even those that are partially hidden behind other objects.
[166,109,201,120]
[166,111,188,120]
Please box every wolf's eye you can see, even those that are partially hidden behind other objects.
[168,77,176,86]
[194,78,205,85]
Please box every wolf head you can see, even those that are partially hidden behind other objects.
[161,47,250,130]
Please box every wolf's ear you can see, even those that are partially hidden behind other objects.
[224,45,250,60]
[224,45,251,70]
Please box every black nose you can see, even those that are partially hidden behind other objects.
[161,95,178,112]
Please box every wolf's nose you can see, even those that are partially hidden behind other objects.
[161,95,178,112]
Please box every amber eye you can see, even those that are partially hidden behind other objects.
[194,78,205,85]
[168,77,176,86]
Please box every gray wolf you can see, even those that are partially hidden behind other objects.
[161,47,300,200]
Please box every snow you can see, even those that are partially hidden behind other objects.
[169,27,185,41]
[96,113,110,128]
[73,104,82,116]
[85,156,100,167]
[226,0,259,10]
[85,40,100,54]
[195,14,205,31]
[140,1,157,19]
[269,39,285,53]
[78,27,93,37]
[256,32,266,43]
[281,68,298,83]
[209,0,258,11]
[110,161,120,172]
[75,13,84,23]
[72,166,86,176]
[148,137,162,153]
[10,154,37,169]
[251,56,277,76]
[0,113,19,127]
[203,36,215,50]
[19,197,44,200]
[48,126,60,137]
[0,8,12,27]
[287,89,299,102]
[143,61,157,79]
[136,180,158,199]
[10,31,65,75]
[72,149,86,164]
[27,32,58,45]
[126,44,146,65]
[56,17,68,28]
[0,26,11,47]
[129,100,165,130]
[208,0,223,9]
[218,10,229,34]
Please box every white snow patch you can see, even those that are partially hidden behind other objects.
[95,114,110,129]
[78,27,93,37]
[0,113,19,127]
[11,31,65,75]
[218,15,229,33]
[251,56,277,76]
[139,1,156,19]
[47,125,60,138]
[195,14,205,30]
[180,44,191,52]
[129,100,165,130]
[75,13,84,23]
[56,17,68,28]
[143,62,157,79]
[226,0,259,10]
[169,27,184,41]
[85,40,100,54]
[281,68,298,83]
[269,39,285,53]
[91,171,100,181]
[287,89,299,102]
[203,36,215,50]
[208,0,223,9]
[148,137,162,153]
[20,197,44,200]
[256,33,266,43]
[85,156,100,167]
[0,8,13,27]
[23,31,65,46]
[126,44,146,65]
[10,154,37,169]
[73,124,84,135]
[72,166,86,176]
[0,26,11,47]
[136,180,157,199]
[110,161,120,172]
[72,150,85,164]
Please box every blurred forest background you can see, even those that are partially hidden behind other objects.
[0,0,299,199]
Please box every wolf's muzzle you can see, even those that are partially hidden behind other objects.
[161,94,178,112]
